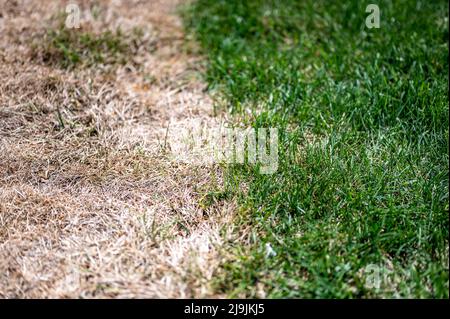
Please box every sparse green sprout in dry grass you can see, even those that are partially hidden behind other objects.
[30,14,145,69]
[45,27,127,67]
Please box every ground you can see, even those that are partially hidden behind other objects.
[0,0,234,298]
[1,0,448,299]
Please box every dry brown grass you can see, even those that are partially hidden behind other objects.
[0,0,237,298]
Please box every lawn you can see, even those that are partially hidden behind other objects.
[184,0,449,297]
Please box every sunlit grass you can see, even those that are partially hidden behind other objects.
[184,0,449,298]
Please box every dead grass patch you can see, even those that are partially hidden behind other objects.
[0,0,237,298]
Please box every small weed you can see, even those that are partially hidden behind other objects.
[32,15,142,69]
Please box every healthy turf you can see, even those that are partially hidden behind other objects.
[184,0,449,298]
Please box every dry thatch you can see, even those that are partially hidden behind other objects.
[0,0,237,298]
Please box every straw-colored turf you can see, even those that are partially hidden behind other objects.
[0,0,235,298]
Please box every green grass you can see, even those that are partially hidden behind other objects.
[184,0,449,298]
